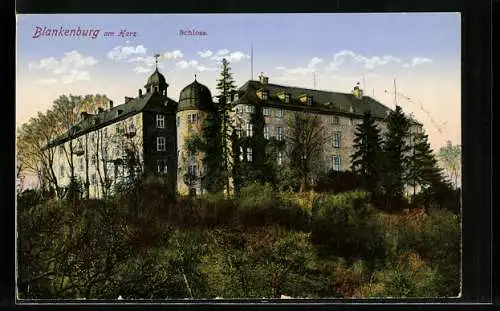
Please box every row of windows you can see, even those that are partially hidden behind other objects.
[239,147,284,165]
[238,124,285,141]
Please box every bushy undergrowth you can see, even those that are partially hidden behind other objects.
[17,180,460,299]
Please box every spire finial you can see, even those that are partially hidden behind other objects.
[154,53,160,69]
[194,74,197,81]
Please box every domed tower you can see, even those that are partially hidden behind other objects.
[176,76,216,195]
[144,68,169,96]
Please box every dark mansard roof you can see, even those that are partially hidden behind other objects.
[233,80,397,121]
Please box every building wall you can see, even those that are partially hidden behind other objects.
[231,103,366,173]
[176,109,209,195]
[51,113,144,198]
[142,110,177,192]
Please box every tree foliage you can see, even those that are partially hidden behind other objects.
[285,111,329,192]
[351,111,383,193]
[380,105,411,210]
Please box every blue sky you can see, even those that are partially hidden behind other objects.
[16,13,461,150]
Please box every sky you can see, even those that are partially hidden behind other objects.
[16,13,461,151]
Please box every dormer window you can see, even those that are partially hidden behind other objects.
[307,96,313,105]
[284,93,291,103]
[262,91,268,101]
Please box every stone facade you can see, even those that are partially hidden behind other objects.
[46,69,421,199]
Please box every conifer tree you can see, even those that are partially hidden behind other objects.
[406,130,444,201]
[381,105,411,209]
[215,58,237,194]
[350,111,383,193]
[200,111,223,193]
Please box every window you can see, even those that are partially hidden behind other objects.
[236,127,243,138]
[262,91,268,100]
[188,164,197,177]
[349,118,354,126]
[239,147,244,161]
[246,123,253,137]
[247,147,253,162]
[188,113,198,124]
[235,106,243,114]
[60,165,65,176]
[276,109,283,118]
[79,157,84,171]
[307,96,313,105]
[333,132,341,148]
[91,173,97,185]
[157,160,168,174]
[116,125,123,134]
[329,115,339,125]
[277,127,284,141]
[245,105,255,113]
[263,107,271,116]
[264,125,270,139]
[284,93,291,103]
[91,154,97,166]
[59,146,64,155]
[157,136,166,151]
[332,156,341,171]
[103,128,108,138]
[277,152,283,165]
[156,114,165,128]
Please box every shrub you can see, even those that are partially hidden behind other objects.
[378,208,461,297]
[357,252,440,298]
[310,191,385,262]
[313,170,360,194]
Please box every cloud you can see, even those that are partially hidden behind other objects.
[325,50,402,71]
[175,60,217,72]
[107,44,147,61]
[196,65,218,72]
[133,66,153,74]
[176,60,199,69]
[127,50,183,73]
[275,57,323,75]
[28,50,97,84]
[61,70,91,84]
[33,78,58,85]
[403,57,433,68]
[163,50,183,60]
[198,49,213,58]
[210,50,250,63]
[216,49,230,56]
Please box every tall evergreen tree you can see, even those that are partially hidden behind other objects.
[200,111,223,193]
[406,130,444,201]
[381,105,411,210]
[215,58,237,194]
[350,111,383,193]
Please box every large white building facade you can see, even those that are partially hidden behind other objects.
[45,67,419,198]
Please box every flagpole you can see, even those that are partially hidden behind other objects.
[251,45,254,80]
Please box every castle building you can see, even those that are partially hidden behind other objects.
[44,67,421,198]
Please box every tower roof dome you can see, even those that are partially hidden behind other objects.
[178,78,214,112]
[145,68,168,89]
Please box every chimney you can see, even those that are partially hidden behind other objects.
[259,72,269,84]
[139,89,143,97]
[109,100,114,109]
[80,111,90,120]
[353,82,363,99]
[124,96,134,103]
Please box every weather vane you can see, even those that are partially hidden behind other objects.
[154,53,160,69]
